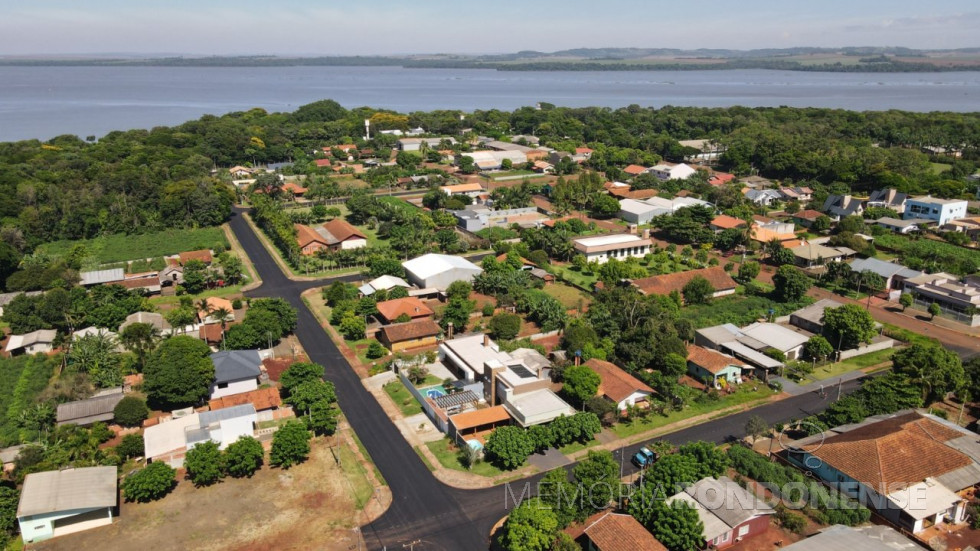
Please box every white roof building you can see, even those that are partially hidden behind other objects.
[502,388,575,427]
[650,163,697,180]
[79,268,125,286]
[402,254,482,290]
[359,275,411,296]
[144,404,257,467]
[572,234,653,264]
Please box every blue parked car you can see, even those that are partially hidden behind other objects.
[631,446,656,468]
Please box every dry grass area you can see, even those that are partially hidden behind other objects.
[34,434,387,551]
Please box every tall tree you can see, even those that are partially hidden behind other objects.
[143,336,215,408]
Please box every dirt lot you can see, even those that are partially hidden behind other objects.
[33,432,388,551]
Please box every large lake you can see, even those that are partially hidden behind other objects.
[2,66,980,142]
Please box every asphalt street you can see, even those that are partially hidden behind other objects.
[228,207,867,550]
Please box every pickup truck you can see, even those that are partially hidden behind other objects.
[631,446,656,469]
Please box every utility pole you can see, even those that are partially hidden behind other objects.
[837,378,843,401]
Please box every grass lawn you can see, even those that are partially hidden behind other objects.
[610,385,775,439]
[335,443,375,510]
[426,438,510,477]
[147,284,245,308]
[930,162,953,175]
[541,282,591,311]
[39,227,229,265]
[882,323,941,347]
[805,348,896,382]
[552,265,598,290]
[350,431,387,486]
[383,378,423,417]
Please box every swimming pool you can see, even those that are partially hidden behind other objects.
[423,386,447,399]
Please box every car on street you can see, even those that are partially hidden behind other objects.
[631,446,656,468]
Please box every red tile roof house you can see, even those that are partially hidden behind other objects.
[374,297,435,325]
[630,266,737,301]
[585,358,655,414]
[708,171,735,186]
[565,511,668,551]
[685,343,745,387]
[709,214,748,232]
[792,209,825,228]
[622,164,649,177]
[179,249,213,265]
[785,411,980,534]
[669,476,775,549]
[376,319,442,353]
[295,219,368,255]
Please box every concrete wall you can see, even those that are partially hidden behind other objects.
[398,372,447,433]
[19,507,112,543]
[210,378,258,400]
[838,338,895,361]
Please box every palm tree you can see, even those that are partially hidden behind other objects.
[210,306,233,349]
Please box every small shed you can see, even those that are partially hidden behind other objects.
[56,390,125,427]
[17,466,118,543]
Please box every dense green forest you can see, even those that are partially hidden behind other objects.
[2,99,978,290]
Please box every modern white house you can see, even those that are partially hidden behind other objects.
[460,150,527,171]
[144,404,257,467]
[17,466,117,543]
[502,388,576,427]
[402,253,482,290]
[867,188,908,214]
[210,350,262,400]
[649,163,697,180]
[904,196,968,226]
[572,234,653,264]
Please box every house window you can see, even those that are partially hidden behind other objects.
[738,525,750,538]
[716,532,730,544]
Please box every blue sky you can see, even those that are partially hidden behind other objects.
[0,0,977,55]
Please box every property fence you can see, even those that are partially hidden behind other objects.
[397,371,448,433]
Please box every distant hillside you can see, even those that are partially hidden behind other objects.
[3,46,980,72]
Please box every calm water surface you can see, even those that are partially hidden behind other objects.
[1,66,979,142]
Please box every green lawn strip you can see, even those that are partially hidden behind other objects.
[336,443,375,509]
[425,438,510,478]
[414,446,437,472]
[882,323,941,347]
[383,378,423,417]
[39,227,229,265]
[558,438,601,455]
[610,386,774,439]
[350,431,387,486]
[678,294,812,329]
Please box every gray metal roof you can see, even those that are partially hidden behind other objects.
[56,391,125,425]
[684,476,774,529]
[849,257,923,280]
[791,298,846,325]
[210,350,262,384]
[433,390,479,410]
[0,291,42,307]
[17,466,117,518]
[198,404,256,427]
[79,268,125,286]
[782,525,918,551]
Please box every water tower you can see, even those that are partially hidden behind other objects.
[364,119,371,140]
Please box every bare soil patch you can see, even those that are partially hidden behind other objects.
[33,435,384,551]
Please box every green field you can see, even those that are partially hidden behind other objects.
[383,379,423,416]
[611,385,774,439]
[39,227,229,265]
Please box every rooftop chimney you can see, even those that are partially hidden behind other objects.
[642,228,651,239]
[483,334,490,347]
